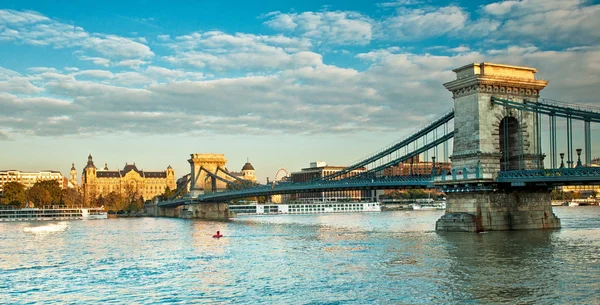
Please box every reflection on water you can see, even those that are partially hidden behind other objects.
[23,221,69,233]
[0,207,598,304]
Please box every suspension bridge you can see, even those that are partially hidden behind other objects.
[153,62,600,232]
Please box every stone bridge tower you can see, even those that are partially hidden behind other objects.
[436,63,561,232]
[443,62,549,178]
[188,154,228,196]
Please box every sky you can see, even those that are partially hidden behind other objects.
[0,0,599,184]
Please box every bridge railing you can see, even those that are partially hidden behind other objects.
[192,175,435,200]
[497,167,600,182]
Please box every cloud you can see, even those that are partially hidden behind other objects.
[0,130,7,140]
[0,9,49,24]
[75,70,114,79]
[116,59,147,69]
[381,6,469,40]
[480,0,600,46]
[263,12,297,31]
[79,56,111,67]
[0,43,598,139]
[264,11,373,45]
[164,31,318,72]
[0,77,44,94]
[377,0,422,8]
[0,9,154,60]
[0,4,598,141]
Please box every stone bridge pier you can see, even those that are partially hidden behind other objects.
[435,62,561,232]
[148,203,233,220]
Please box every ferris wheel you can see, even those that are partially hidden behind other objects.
[274,168,290,181]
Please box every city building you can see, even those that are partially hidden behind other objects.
[290,161,369,201]
[229,161,257,183]
[69,163,78,189]
[0,169,67,193]
[81,154,176,203]
[383,155,452,176]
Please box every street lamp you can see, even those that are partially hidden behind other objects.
[559,153,565,169]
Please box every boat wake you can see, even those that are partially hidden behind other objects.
[23,222,68,233]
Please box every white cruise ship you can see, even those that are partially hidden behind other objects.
[229,201,381,216]
[0,205,107,222]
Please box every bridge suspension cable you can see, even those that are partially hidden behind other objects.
[320,109,455,181]
[352,131,454,179]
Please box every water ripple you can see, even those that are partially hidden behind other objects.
[0,208,599,304]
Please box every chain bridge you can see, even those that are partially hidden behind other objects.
[154,62,600,232]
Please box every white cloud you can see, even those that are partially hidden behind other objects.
[116,59,147,69]
[264,11,373,45]
[164,31,318,72]
[480,0,600,46]
[0,77,44,94]
[0,9,154,59]
[382,6,469,40]
[377,0,422,8]
[84,35,153,59]
[263,12,297,31]
[79,56,111,67]
[0,67,21,79]
[75,70,114,79]
[0,10,49,24]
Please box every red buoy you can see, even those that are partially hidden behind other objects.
[213,230,223,238]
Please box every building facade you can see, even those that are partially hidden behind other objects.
[290,161,369,201]
[81,154,176,203]
[0,169,67,193]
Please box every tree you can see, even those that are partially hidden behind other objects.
[104,191,124,212]
[30,180,62,204]
[27,184,51,207]
[162,186,174,200]
[1,182,26,206]
[126,195,144,212]
[62,188,83,206]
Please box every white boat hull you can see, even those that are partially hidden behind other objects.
[229,202,381,216]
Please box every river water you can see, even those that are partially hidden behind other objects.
[1,207,599,304]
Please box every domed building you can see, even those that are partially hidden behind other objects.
[229,160,256,183]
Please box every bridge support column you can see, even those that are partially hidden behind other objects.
[436,188,560,232]
[181,203,232,220]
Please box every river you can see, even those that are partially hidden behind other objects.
[1,206,599,304]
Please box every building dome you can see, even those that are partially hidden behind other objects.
[242,162,255,171]
[84,154,96,170]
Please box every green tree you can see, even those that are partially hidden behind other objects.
[162,186,174,200]
[1,182,26,206]
[127,195,144,212]
[30,180,62,204]
[62,188,83,206]
[27,184,51,207]
[104,191,124,212]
